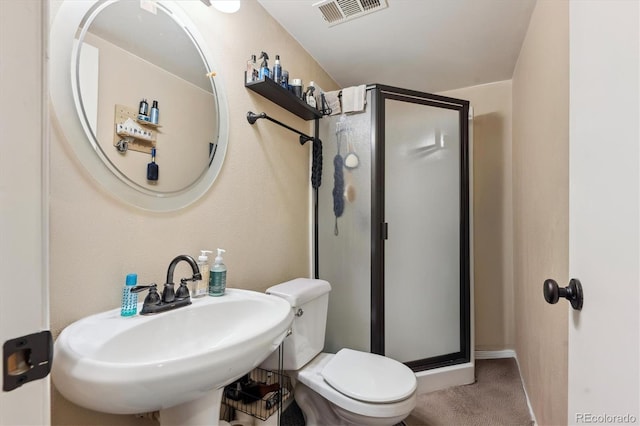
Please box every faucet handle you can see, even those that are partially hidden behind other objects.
[131,283,157,293]
[176,278,191,300]
[131,284,161,306]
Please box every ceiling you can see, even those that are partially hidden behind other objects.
[257,0,536,93]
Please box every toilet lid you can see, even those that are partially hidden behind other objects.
[321,348,417,403]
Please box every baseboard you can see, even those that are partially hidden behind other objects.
[415,362,475,395]
[474,349,537,425]
[512,353,538,426]
[474,349,516,359]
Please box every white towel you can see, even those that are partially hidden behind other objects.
[341,85,366,113]
[324,90,342,116]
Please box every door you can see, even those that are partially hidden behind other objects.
[0,1,51,424]
[567,1,639,423]
[372,86,471,370]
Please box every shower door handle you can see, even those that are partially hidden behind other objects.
[543,278,583,311]
[381,222,388,240]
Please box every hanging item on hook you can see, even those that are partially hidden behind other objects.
[115,138,129,153]
[311,139,323,190]
[147,147,159,181]
[333,115,347,235]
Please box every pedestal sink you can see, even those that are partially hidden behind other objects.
[52,289,294,425]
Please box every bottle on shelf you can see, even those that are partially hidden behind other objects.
[258,52,270,80]
[246,54,258,83]
[272,54,282,84]
[150,100,159,125]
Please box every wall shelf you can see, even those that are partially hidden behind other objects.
[245,74,321,121]
[113,104,158,154]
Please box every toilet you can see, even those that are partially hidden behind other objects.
[262,278,417,426]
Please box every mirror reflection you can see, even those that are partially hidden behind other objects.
[75,0,219,194]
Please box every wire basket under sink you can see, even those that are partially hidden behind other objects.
[222,367,292,421]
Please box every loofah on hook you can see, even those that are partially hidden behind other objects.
[312,139,323,189]
[333,154,345,218]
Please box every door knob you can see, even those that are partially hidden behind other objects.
[543,278,583,310]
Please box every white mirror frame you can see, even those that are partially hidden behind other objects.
[50,0,229,212]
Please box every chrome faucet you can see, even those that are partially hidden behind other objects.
[132,254,202,315]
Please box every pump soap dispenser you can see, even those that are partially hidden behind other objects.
[209,248,227,296]
[194,250,212,298]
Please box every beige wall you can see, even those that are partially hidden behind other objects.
[440,81,514,351]
[49,1,337,424]
[512,1,569,425]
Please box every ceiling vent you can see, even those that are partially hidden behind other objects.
[313,0,388,27]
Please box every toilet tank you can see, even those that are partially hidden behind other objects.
[264,278,331,370]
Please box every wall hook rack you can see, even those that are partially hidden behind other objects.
[246,111,315,145]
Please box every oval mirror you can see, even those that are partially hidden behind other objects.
[50,0,229,211]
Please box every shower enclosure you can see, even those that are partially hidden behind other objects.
[317,85,471,375]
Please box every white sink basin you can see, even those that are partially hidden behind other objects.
[52,289,293,424]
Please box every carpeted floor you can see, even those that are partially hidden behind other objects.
[281,358,533,426]
[404,358,533,426]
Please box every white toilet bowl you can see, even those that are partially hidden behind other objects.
[292,350,416,426]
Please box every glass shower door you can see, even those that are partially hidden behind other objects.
[383,98,463,363]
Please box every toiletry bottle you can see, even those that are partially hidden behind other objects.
[209,248,227,296]
[305,85,317,108]
[150,100,159,125]
[272,54,282,84]
[246,54,257,83]
[138,98,149,120]
[194,250,212,298]
[258,52,270,80]
[290,78,303,99]
[121,273,138,317]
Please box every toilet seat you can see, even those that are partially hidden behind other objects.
[321,348,417,403]
[295,352,417,419]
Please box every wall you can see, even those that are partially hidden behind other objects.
[49,1,337,424]
[440,81,514,351]
[512,1,569,425]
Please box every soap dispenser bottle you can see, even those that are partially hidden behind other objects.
[194,250,213,298]
[209,248,227,296]
[121,273,138,317]
[258,52,270,80]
